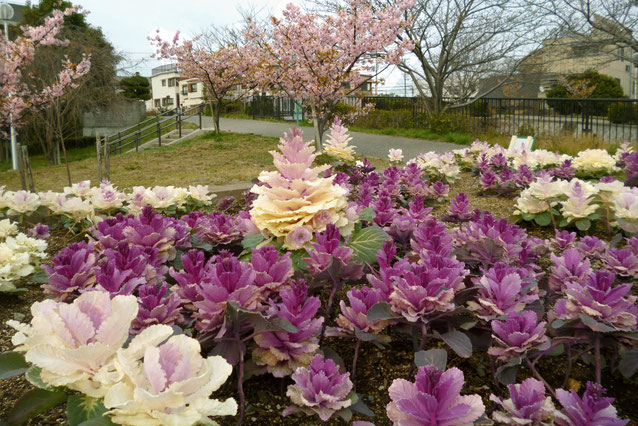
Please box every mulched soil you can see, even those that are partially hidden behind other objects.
[1,172,637,425]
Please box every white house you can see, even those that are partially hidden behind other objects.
[147,64,205,111]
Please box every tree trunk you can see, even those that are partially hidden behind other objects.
[214,101,222,134]
[311,104,324,152]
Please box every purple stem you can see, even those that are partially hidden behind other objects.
[563,344,573,388]
[594,334,601,384]
[408,323,428,378]
[352,339,362,393]
[318,282,339,346]
[525,358,556,399]
[235,327,246,426]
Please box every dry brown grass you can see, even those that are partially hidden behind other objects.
[0,131,389,192]
[481,132,621,156]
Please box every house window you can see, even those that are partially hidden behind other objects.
[168,78,176,87]
[154,99,160,107]
[189,83,197,93]
[182,85,188,95]
[626,65,631,72]
[167,97,174,105]
[161,79,166,87]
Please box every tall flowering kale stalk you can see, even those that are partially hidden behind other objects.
[253,280,323,377]
[249,128,350,249]
[324,117,356,161]
[283,354,355,422]
[387,365,485,425]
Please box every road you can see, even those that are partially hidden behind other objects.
[187,116,464,160]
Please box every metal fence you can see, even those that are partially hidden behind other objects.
[247,95,638,142]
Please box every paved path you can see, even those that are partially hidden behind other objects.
[187,116,463,160]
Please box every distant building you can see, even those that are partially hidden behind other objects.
[148,64,204,111]
[522,18,638,98]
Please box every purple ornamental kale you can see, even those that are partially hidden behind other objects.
[165,217,191,250]
[490,378,557,424]
[367,240,410,299]
[131,282,184,333]
[193,251,261,334]
[604,248,638,278]
[549,248,593,292]
[480,171,498,189]
[389,255,466,323]
[91,261,145,296]
[283,354,354,421]
[577,236,608,259]
[104,242,163,285]
[169,249,211,308]
[385,214,417,247]
[552,271,638,331]
[555,382,629,426]
[387,364,485,425]
[550,159,576,180]
[488,310,550,362]
[442,192,472,223]
[623,152,638,187]
[550,229,578,251]
[251,246,293,296]
[122,206,177,262]
[490,153,508,171]
[304,224,363,280]
[27,223,50,240]
[181,211,241,246]
[89,214,129,250]
[428,181,450,202]
[216,195,235,211]
[468,263,539,320]
[253,280,323,377]
[411,215,455,258]
[454,211,543,268]
[405,197,432,223]
[515,165,535,188]
[42,241,97,301]
[336,286,390,334]
[372,195,397,227]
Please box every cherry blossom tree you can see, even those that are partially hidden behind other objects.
[150,30,258,134]
[0,6,91,135]
[247,0,415,150]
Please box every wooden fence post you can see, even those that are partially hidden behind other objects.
[96,133,102,183]
[20,145,34,191]
[104,135,111,181]
[16,143,27,190]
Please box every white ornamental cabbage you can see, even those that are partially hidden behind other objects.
[7,292,138,397]
[104,325,237,426]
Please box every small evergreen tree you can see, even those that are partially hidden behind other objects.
[119,75,151,100]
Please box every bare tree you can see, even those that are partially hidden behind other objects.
[537,0,638,55]
[313,0,547,112]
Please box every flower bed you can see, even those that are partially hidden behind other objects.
[0,125,636,425]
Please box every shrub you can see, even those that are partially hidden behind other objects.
[353,109,415,129]
[608,102,638,124]
[469,99,491,117]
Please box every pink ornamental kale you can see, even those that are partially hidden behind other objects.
[367,240,410,299]
[250,246,293,296]
[549,248,593,292]
[577,236,608,259]
[89,214,129,250]
[387,364,485,425]
[490,378,557,424]
[555,382,628,426]
[442,192,472,223]
[304,224,363,280]
[488,310,550,362]
[122,206,177,262]
[552,271,638,331]
[42,241,97,301]
[91,261,145,296]
[604,248,638,278]
[550,229,577,251]
[193,251,261,334]
[389,256,466,323]
[468,263,539,320]
[253,280,323,377]
[181,211,241,246]
[411,215,455,258]
[27,223,50,240]
[131,282,184,333]
[283,354,354,421]
[336,286,390,334]
[169,249,211,307]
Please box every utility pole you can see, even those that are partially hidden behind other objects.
[1,2,17,170]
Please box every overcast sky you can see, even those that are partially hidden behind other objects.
[16,0,406,93]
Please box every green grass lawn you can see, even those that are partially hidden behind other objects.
[0,131,388,192]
